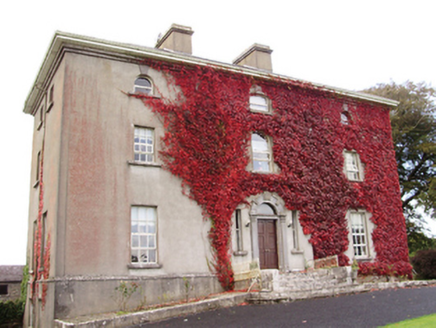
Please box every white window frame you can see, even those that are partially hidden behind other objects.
[349,211,369,258]
[291,210,300,251]
[249,95,270,113]
[251,133,273,173]
[134,127,155,164]
[133,77,153,95]
[131,206,158,264]
[344,151,363,181]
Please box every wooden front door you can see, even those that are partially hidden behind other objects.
[258,219,278,269]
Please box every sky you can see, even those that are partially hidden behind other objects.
[1,0,435,265]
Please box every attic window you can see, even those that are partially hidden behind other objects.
[134,77,153,95]
[341,112,350,125]
[341,103,350,125]
[249,95,269,112]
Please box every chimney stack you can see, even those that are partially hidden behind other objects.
[155,24,194,55]
[233,44,273,72]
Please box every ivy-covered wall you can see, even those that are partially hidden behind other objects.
[133,60,411,290]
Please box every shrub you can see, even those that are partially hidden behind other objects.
[0,265,28,325]
[411,249,436,280]
[0,299,25,324]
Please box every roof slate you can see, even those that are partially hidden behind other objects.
[0,265,24,282]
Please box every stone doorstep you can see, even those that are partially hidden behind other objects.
[54,292,249,328]
[247,280,436,304]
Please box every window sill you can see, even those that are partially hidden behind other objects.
[355,257,373,262]
[128,92,161,100]
[127,161,162,168]
[291,249,304,255]
[128,263,162,269]
[233,251,248,257]
[250,109,273,115]
[251,170,273,174]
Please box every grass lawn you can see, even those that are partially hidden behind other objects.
[382,313,436,327]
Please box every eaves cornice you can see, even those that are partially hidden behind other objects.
[23,31,398,115]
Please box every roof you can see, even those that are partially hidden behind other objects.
[0,265,24,282]
[23,31,399,115]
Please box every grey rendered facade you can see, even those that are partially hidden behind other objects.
[23,25,396,327]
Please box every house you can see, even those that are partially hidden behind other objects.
[0,265,24,302]
[22,24,411,327]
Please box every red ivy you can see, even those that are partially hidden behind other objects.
[133,60,411,290]
[32,143,51,308]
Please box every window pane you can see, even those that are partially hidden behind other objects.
[138,207,147,220]
[258,203,275,215]
[250,95,268,111]
[148,250,156,263]
[254,152,269,160]
[140,251,148,262]
[140,235,147,247]
[149,236,156,248]
[252,134,268,152]
[132,235,139,248]
[147,221,156,233]
[254,160,270,172]
[135,78,151,87]
[138,221,146,233]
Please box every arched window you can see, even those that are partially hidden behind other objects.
[340,112,350,125]
[249,95,269,112]
[344,151,363,181]
[341,103,351,125]
[252,133,272,172]
[134,77,153,95]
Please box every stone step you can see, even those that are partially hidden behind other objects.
[247,283,362,304]
[259,267,357,293]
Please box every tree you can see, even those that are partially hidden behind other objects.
[363,81,436,245]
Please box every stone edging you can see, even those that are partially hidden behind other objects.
[54,280,436,328]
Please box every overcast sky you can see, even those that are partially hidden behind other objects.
[1,0,435,265]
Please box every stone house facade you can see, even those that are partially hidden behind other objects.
[0,265,24,302]
[22,24,409,327]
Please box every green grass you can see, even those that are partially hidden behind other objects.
[382,313,436,327]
